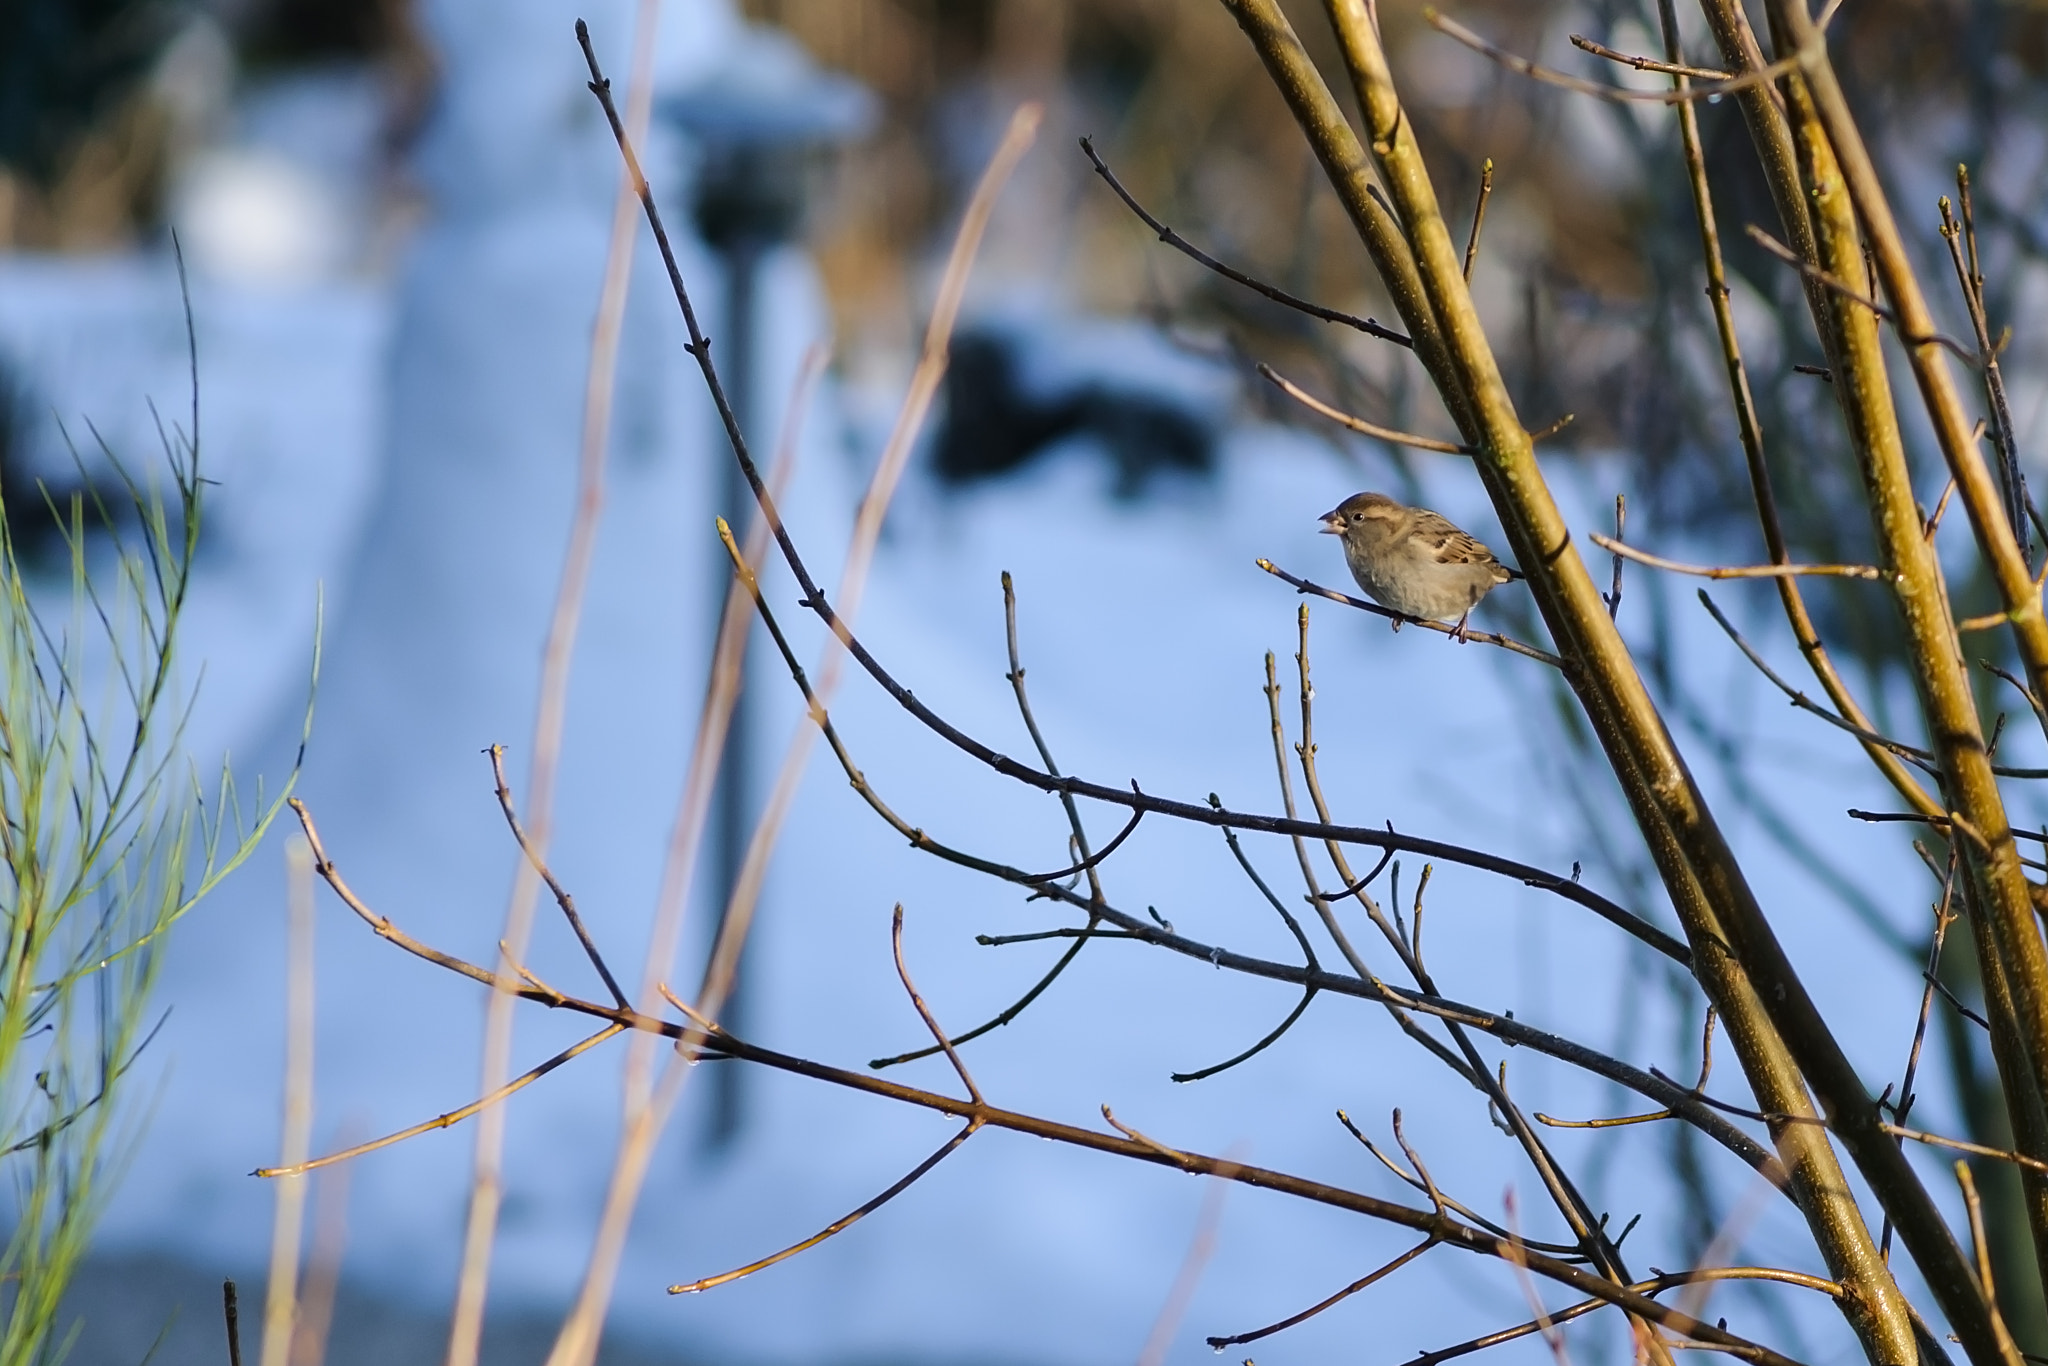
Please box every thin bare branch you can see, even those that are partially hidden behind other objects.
[1744,225,1977,363]
[1698,592,2048,779]
[1389,1268,1845,1366]
[891,905,980,1105]
[1016,805,1143,883]
[1261,363,1474,453]
[1078,136,1412,348]
[1426,10,1797,104]
[457,8,663,1356]
[1206,1236,1435,1349]
[1170,987,1318,1083]
[666,1123,979,1295]
[1463,158,1494,282]
[255,1025,625,1179]
[487,744,626,1007]
[1589,533,1885,581]
[1259,560,1566,667]
[1605,496,1626,619]
[1568,34,1730,81]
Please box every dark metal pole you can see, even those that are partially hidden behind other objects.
[704,237,759,1155]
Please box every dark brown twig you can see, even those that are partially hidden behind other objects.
[1388,1268,1845,1366]
[871,573,1120,1071]
[1261,364,1473,453]
[1847,809,2048,845]
[254,1024,625,1178]
[1462,159,1494,282]
[1744,225,1976,363]
[1259,560,1565,668]
[1288,615,1641,1306]
[1605,496,1625,619]
[487,745,628,1007]
[1698,592,2048,779]
[1978,658,2048,735]
[667,1123,977,1295]
[1338,1111,1586,1256]
[1590,534,1886,581]
[1942,172,2030,568]
[1568,34,1730,81]
[1016,804,1143,883]
[1427,11,1797,103]
[1536,1010,1717,1131]
[891,905,980,1105]
[1218,816,1323,968]
[224,1280,242,1366]
[1885,838,1957,1261]
[1170,987,1319,1083]
[1079,136,1412,348]
[1206,1236,1436,1349]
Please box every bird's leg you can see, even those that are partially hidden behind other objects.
[1451,610,1472,644]
[1390,616,1403,633]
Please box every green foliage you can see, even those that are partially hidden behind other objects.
[0,303,301,1364]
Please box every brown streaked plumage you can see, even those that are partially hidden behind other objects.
[1319,491,1521,636]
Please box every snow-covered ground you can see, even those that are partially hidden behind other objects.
[5,0,2010,1362]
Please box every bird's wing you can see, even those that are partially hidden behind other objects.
[1410,509,1510,579]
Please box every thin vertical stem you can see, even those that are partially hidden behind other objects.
[1658,0,1938,820]
[446,7,663,1361]
[1220,2,1935,1360]
[541,88,1042,1366]
[261,840,316,1366]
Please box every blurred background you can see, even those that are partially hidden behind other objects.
[9,0,2048,1362]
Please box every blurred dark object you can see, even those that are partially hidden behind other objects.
[234,0,410,66]
[0,0,187,248]
[666,25,876,254]
[0,0,183,186]
[933,320,1224,497]
[0,357,109,565]
[231,0,436,162]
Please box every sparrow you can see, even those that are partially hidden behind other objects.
[1320,491,1521,640]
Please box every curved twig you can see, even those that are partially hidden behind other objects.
[667,1122,979,1295]
[1206,1236,1437,1349]
[1260,364,1474,454]
[488,745,628,1006]
[726,526,1680,968]
[1568,34,1729,81]
[1260,560,1566,668]
[1018,804,1143,884]
[1217,815,1323,970]
[1426,10,1798,104]
[1078,137,1412,348]
[1337,1111,1585,1257]
[1390,1268,1844,1366]
[295,790,1787,1194]
[1847,809,2048,846]
[1700,591,2048,778]
[1589,534,1885,581]
[1744,225,1977,364]
[254,1024,626,1178]
[891,905,980,1105]
[1311,840,1397,905]
[1170,987,1318,1082]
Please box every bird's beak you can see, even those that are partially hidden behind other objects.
[1318,512,1341,535]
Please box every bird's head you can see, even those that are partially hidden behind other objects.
[1320,491,1403,539]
